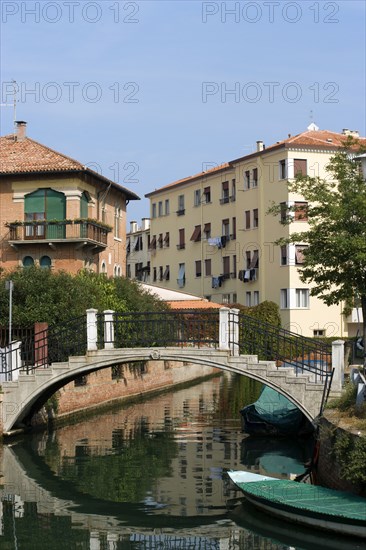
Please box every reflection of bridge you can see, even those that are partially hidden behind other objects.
[1,308,344,434]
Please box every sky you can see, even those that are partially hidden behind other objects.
[1,0,365,224]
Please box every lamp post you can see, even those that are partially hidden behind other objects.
[5,280,13,381]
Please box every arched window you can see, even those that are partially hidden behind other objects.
[80,191,90,218]
[40,255,52,269]
[23,256,34,267]
[101,261,106,274]
[24,188,66,238]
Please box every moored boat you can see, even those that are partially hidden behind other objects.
[227,470,366,538]
[240,385,314,436]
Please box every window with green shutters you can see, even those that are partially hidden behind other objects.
[24,188,66,238]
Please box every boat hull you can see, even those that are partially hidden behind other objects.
[228,471,366,539]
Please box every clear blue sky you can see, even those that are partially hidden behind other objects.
[1,1,365,223]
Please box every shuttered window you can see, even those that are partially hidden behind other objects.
[294,159,307,177]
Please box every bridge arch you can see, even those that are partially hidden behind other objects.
[3,348,319,433]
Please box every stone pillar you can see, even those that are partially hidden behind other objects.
[9,341,21,382]
[103,310,115,349]
[86,309,98,351]
[219,307,230,351]
[332,339,345,392]
[229,308,240,356]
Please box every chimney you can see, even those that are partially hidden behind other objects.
[130,221,138,233]
[15,120,27,141]
[342,128,359,138]
[141,218,150,231]
[256,140,264,152]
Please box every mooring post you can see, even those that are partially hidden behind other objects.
[332,339,345,392]
[219,307,230,351]
[86,308,98,351]
[229,308,240,356]
[103,310,115,349]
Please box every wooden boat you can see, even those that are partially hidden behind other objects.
[227,470,366,538]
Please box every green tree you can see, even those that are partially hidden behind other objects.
[270,137,366,354]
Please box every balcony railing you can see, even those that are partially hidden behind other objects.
[7,219,111,247]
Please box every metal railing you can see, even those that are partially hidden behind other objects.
[99,310,220,349]
[8,220,110,246]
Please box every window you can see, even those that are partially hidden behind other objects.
[194,189,201,206]
[294,159,307,177]
[190,225,201,242]
[233,255,237,278]
[253,291,259,305]
[158,233,163,248]
[279,159,287,180]
[177,195,185,215]
[135,262,143,278]
[165,199,170,215]
[222,294,231,304]
[40,255,51,269]
[294,202,308,221]
[245,250,251,269]
[23,256,34,267]
[164,232,170,247]
[205,259,212,276]
[203,222,211,239]
[313,329,325,337]
[80,191,90,218]
[114,205,121,238]
[134,235,143,251]
[153,267,157,282]
[222,219,230,239]
[101,261,106,274]
[280,202,288,223]
[178,228,185,249]
[232,293,237,303]
[280,289,289,309]
[296,289,309,308]
[231,217,236,239]
[223,256,230,278]
[246,292,251,306]
[295,245,306,264]
[127,264,131,278]
[252,168,258,187]
[253,209,258,228]
[164,265,170,281]
[203,187,211,204]
[152,203,156,218]
[195,260,202,277]
[231,179,236,201]
[221,181,229,204]
[244,170,250,190]
[24,188,66,239]
[159,266,163,281]
[250,250,259,269]
[177,263,185,288]
[158,201,163,216]
[245,210,251,230]
[149,235,157,250]
[281,245,288,266]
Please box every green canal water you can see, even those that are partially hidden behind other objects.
[0,373,365,549]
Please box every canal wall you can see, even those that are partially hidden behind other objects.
[31,360,220,427]
[317,414,366,497]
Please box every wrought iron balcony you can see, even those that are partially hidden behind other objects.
[7,219,111,248]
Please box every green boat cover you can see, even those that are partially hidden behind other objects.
[237,480,366,522]
[254,386,300,423]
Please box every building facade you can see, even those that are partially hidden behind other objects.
[146,126,366,337]
[126,218,151,282]
[0,122,139,276]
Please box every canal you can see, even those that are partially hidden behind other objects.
[0,373,364,549]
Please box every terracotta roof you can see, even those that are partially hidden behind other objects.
[0,134,84,174]
[0,133,140,200]
[168,300,224,310]
[264,129,366,151]
[146,129,366,197]
[145,162,232,197]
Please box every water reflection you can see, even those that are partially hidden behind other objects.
[0,373,365,549]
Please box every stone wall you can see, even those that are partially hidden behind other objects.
[46,360,220,422]
[317,415,366,496]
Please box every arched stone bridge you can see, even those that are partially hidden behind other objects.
[0,308,344,435]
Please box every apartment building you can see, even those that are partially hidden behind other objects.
[0,122,139,276]
[126,218,151,281]
[146,125,366,337]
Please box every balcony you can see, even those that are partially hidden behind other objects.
[7,219,111,249]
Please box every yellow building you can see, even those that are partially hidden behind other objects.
[0,122,139,276]
[146,125,366,337]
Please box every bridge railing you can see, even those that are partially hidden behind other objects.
[97,309,220,349]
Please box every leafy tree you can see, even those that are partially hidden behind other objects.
[0,267,165,328]
[269,137,366,355]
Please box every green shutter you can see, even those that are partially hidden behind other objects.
[46,189,66,220]
[24,189,45,214]
[80,192,89,218]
